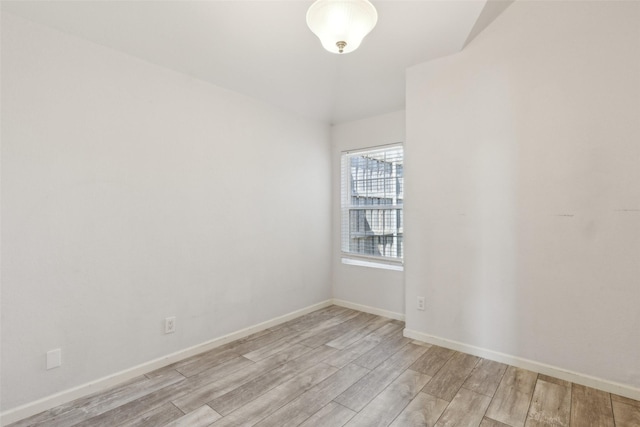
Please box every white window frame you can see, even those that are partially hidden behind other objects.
[341,143,404,269]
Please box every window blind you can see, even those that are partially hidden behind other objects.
[341,144,403,262]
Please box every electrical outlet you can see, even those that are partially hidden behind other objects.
[164,316,176,334]
[417,296,425,311]
[46,348,62,370]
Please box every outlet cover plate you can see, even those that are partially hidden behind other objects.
[46,348,62,370]
[165,316,176,334]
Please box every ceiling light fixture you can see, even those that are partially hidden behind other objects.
[306,0,378,54]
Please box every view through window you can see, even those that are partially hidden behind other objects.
[341,145,403,262]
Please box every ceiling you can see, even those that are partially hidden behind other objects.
[2,0,511,124]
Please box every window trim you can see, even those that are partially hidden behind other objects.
[341,256,404,271]
[340,143,404,268]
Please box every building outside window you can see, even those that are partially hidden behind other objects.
[341,144,403,264]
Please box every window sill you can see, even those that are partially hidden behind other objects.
[341,257,404,271]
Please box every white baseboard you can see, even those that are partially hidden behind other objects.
[8,302,636,426]
[0,300,333,426]
[404,328,640,401]
[332,299,405,321]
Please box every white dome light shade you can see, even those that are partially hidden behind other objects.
[306,0,378,54]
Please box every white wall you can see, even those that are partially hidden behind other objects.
[1,13,331,411]
[406,0,640,391]
[331,111,405,318]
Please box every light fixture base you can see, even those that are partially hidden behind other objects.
[306,0,378,54]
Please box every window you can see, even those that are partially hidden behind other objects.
[341,144,403,265]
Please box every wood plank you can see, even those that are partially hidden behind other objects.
[334,343,429,412]
[10,370,185,427]
[188,355,255,384]
[234,327,279,343]
[570,384,614,427]
[282,306,356,332]
[324,323,403,369]
[270,307,337,331]
[74,355,252,427]
[409,345,455,376]
[352,333,412,370]
[242,334,305,362]
[254,363,370,427]
[118,402,184,427]
[174,347,242,378]
[298,402,356,427]
[325,316,392,350]
[612,393,640,409]
[421,352,480,401]
[538,374,572,389]
[479,418,512,427]
[434,388,492,427]
[163,405,221,427]
[324,334,384,369]
[366,320,405,340]
[145,366,185,380]
[298,312,377,348]
[462,359,507,397]
[299,312,375,339]
[389,392,449,427]
[78,353,254,427]
[612,399,640,427]
[295,309,362,333]
[149,328,274,378]
[207,345,337,415]
[172,343,312,413]
[72,384,188,427]
[485,366,538,427]
[286,308,362,335]
[83,353,250,426]
[525,379,571,427]
[209,363,338,427]
[226,326,301,356]
[344,369,431,427]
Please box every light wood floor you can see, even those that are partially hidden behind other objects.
[9,305,640,427]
